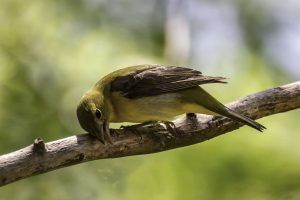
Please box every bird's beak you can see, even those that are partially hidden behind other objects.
[95,121,113,144]
[93,122,105,143]
[103,121,113,144]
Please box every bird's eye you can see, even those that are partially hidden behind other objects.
[95,109,102,119]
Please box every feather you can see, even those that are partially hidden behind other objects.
[110,65,227,99]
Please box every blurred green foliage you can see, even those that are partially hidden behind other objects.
[0,0,300,199]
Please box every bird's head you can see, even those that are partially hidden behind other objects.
[76,90,105,137]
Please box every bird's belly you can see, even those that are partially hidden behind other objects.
[109,92,212,123]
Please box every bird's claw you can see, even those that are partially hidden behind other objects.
[160,121,179,138]
[121,121,154,130]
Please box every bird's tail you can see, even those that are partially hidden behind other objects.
[221,107,266,132]
[192,87,266,132]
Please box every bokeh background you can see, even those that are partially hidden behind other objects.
[1,0,300,199]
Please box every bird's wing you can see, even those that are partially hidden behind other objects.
[110,65,227,99]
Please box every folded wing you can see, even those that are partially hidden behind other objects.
[110,65,227,99]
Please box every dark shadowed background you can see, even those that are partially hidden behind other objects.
[1,0,300,199]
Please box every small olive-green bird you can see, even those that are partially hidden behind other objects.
[77,64,265,143]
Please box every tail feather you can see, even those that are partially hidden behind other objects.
[223,108,266,132]
[191,87,266,132]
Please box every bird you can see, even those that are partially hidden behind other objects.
[76,64,265,143]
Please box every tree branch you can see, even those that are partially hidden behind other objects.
[1,82,300,187]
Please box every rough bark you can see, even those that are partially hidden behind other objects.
[0,81,299,187]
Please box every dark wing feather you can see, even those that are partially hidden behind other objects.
[110,65,227,99]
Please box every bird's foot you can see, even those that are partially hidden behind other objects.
[121,121,155,142]
[151,121,179,149]
[160,121,180,137]
[121,121,154,130]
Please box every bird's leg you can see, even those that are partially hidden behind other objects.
[103,121,113,144]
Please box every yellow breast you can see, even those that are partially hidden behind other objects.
[108,92,215,123]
